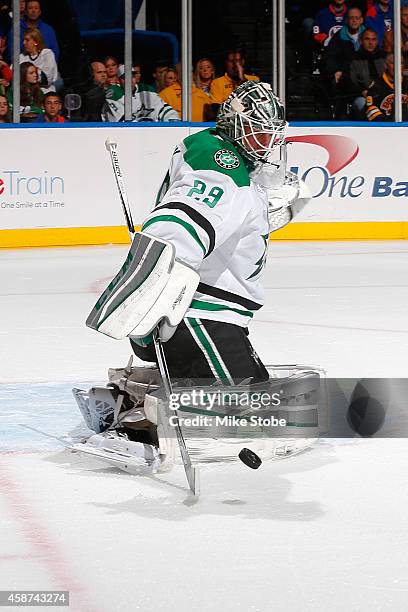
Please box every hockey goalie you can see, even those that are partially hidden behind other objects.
[73,81,326,489]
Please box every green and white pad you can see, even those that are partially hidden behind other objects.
[86,232,200,341]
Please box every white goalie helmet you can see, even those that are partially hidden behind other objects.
[216,81,288,164]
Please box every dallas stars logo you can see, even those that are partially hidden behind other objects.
[214,149,240,169]
[134,103,155,121]
[247,234,269,280]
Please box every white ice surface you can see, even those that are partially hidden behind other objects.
[1,241,408,612]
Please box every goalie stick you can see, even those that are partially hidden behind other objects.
[105,139,135,233]
[104,138,200,497]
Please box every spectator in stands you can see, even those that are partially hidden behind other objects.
[129,63,153,89]
[0,92,11,122]
[101,62,151,120]
[366,52,408,120]
[210,50,259,104]
[91,61,107,87]
[324,7,365,117]
[132,64,142,85]
[365,0,393,45]
[0,57,12,94]
[152,61,169,92]
[383,5,408,69]
[104,56,121,85]
[325,7,365,81]
[193,58,215,93]
[8,60,43,121]
[109,63,148,93]
[80,61,107,122]
[162,67,177,89]
[7,0,59,63]
[350,28,386,116]
[103,64,179,122]
[313,0,348,48]
[19,27,58,92]
[159,62,211,121]
[35,91,65,122]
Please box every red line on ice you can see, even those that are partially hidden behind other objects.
[89,276,112,294]
[0,554,42,560]
[0,459,101,612]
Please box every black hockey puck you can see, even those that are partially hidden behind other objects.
[347,380,387,437]
[239,448,262,469]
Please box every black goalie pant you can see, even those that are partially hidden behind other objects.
[130,318,269,385]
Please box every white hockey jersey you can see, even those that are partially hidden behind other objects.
[142,128,270,327]
[102,83,179,123]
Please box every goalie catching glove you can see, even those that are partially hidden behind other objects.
[86,232,199,342]
[251,154,311,232]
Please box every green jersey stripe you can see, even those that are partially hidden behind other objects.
[142,215,207,256]
[160,105,176,120]
[185,318,234,384]
[189,299,254,318]
[185,318,221,381]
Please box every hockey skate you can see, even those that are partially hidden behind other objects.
[72,360,177,474]
[72,360,328,474]
[71,429,161,474]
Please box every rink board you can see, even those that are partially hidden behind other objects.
[0,122,407,247]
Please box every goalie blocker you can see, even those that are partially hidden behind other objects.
[86,232,199,342]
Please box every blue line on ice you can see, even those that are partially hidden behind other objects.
[0,383,92,452]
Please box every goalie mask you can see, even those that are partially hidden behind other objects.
[216,81,287,164]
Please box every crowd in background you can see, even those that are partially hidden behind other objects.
[87,50,259,123]
[285,0,408,120]
[0,0,64,122]
[0,0,407,124]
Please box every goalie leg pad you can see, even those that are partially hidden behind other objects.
[86,232,199,341]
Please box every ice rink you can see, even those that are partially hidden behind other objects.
[1,240,408,612]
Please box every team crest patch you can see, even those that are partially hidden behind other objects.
[214,149,240,169]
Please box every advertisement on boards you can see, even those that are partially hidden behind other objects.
[0,125,406,237]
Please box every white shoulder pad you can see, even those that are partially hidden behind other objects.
[86,232,199,341]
